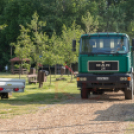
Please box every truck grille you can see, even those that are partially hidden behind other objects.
[88,61,119,71]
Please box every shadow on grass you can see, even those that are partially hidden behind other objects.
[0,92,79,105]
[0,91,128,105]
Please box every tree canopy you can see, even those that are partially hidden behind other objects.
[0,0,134,70]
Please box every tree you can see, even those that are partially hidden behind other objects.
[96,0,126,32]
[60,23,83,82]
[40,32,64,84]
[10,25,32,78]
[0,0,99,70]
[49,32,64,78]
[0,24,7,30]
[27,12,46,72]
[82,12,98,33]
[120,0,134,34]
[0,0,36,70]
[1,0,132,72]
[125,21,134,39]
[10,12,46,80]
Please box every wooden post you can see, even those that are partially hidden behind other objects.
[38,70,43,88]
[10,46,12,58]
[39,82,43,88]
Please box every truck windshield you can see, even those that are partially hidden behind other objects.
[80,36,128,54]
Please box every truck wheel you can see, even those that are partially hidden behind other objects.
[125,89,133,100]
[81,88,89,99]
[1,93,9,99]
[125,75,133,100]
[132,76,134,95]
[125,79,133,100]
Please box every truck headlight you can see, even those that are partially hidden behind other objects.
[120,77,129,81]
[77,77,87,81]
[80,77,87,81]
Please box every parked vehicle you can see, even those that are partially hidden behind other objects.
[0,78,25,99]
[73,32,134,100]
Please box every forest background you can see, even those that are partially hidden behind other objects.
[0,0,134,71]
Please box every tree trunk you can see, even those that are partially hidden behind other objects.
[70,64,73,82]
[107,0,111,7]
[38,70,43,88]
[106,21,109,32]
[55,55,58,78]
[49,65,51,85]
[55,64,57,78]
[10,46,12,58]
[36,62,38,74]
[19,62,22,79]
[19,63,20,79]
[68,68,70,76]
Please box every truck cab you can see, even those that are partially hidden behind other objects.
[75,32,134,100]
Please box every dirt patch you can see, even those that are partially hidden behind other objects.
[0,91,134,134]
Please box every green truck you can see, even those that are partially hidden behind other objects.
[73,32,134,100]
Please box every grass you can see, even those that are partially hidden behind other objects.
[125,123,134,134]
[0,73,79,119]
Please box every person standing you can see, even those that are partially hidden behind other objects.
[5,65,8,73]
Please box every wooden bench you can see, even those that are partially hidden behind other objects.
[11,69,28,74]
[27,74,38,84]
[27,69,48,86]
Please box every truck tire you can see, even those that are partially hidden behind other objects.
[81,88,89,99]
[133,76,134,95]
[1,93,9,99]
[125,74,133,100]
[125,89,133,100]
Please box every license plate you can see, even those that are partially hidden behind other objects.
[97,77,109,80]
[7,84,12,86]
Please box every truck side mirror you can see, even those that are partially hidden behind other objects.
[72,40,76,51]
[132,39,134,51]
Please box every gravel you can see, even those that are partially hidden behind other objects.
[0,91,134,134]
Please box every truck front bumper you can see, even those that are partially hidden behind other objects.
[77,73,132,89]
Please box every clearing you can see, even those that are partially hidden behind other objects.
[0,74,134,133]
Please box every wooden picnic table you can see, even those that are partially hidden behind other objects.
[27,74,37,84]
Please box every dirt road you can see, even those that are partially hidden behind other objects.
[0,91,134,134]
